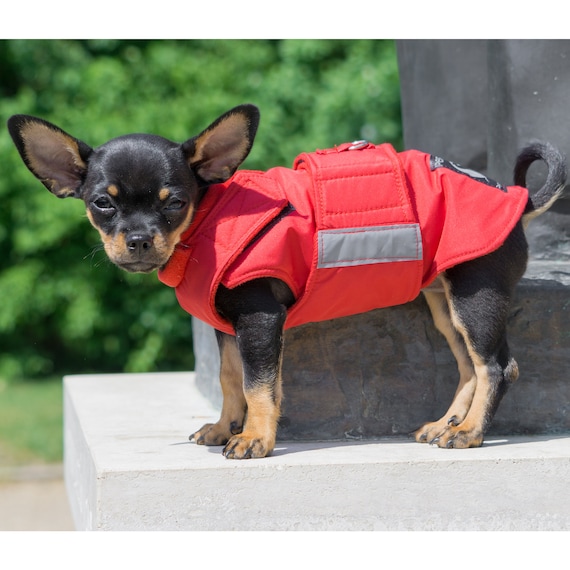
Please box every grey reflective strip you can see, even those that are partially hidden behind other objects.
[317,224,423,268]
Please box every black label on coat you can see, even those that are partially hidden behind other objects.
[430,155,507,191]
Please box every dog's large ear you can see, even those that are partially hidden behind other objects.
[7,115,93,199]
[182,104,260,184]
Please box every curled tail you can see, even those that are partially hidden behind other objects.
[515,141,567,224]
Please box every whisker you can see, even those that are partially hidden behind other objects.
[84,244,109,268]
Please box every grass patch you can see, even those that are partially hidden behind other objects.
[0,378,63,466]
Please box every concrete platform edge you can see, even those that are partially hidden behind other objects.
[64,372,570,531]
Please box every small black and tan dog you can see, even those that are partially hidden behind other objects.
[7,105,567,459]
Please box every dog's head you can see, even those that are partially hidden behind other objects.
[7,105,260,273]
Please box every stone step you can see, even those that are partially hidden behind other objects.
[194,261,570,440]
[64,372,570,531]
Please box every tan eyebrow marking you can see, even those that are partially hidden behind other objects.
[159,188,170,201]
[107,184,119,197]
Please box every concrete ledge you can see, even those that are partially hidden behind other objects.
[64,372,570,531]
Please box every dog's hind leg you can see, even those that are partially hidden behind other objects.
[414,287,477,443]
[430,286,519,448]
[190,331,247,446]
[419,227,526,448]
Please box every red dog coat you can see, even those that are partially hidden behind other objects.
[158,142,528,335]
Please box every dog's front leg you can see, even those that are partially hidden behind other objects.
[223,311,285,459]
[191,331,247,446]
[217,281,288,459]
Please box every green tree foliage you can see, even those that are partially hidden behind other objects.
[0,39,401,381]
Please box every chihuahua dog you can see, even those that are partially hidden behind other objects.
[8,105,567,459]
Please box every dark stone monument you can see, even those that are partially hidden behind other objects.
[193,40,570,440]
[397,39,570,260]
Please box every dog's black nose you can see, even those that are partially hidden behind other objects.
[126,233,153,255]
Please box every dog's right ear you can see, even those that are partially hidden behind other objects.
[7,115,93,199]
[182,104,260,184]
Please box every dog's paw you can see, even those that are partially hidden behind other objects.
[415,421,484,448]
[222,432,274,459]
[414,415,464,444]
[190,420,242,446]
[431,426,484,449]
[413,420,448,444]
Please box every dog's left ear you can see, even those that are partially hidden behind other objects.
[182,104,260,184]
[7,115,93,199]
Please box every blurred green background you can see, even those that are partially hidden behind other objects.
[0,39,402,463]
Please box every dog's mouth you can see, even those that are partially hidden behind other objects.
[116,260,162,274]
[107,249,172,274]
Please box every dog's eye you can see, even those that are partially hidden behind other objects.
[164,198,186,211]
[92,197,115,212]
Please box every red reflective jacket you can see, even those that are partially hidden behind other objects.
[158,142,528,335]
